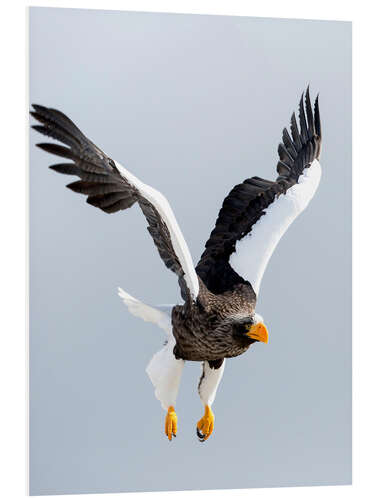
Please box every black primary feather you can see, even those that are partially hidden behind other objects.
[298,93,309,145]
[305,86,315,139]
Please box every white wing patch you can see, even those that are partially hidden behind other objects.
[230,159,322,295]
[114,161,200,300]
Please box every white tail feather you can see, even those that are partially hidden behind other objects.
[117,287,172,334]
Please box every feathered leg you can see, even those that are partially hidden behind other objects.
[146,338,184,441]
[197,359,225,442]
[118,288,183,441]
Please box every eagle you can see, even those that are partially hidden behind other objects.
[30,87,322,442]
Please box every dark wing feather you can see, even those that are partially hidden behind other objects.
[30,105,195,301]
[298,93,309,144]
[196,87,322,295]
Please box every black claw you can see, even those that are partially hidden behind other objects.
[172,433,176,438]
[196,427,206,441]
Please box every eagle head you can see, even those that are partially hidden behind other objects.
[231,313,269,345]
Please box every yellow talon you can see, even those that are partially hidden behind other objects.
[196,405,215,442]
[165,406,177,441]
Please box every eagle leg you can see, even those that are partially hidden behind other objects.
[196,360,225,441]
[196,405,215,442]
[165,406,178,441]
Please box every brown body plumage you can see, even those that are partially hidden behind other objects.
[172,279,256,362]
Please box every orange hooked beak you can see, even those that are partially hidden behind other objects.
[247,322,269,344]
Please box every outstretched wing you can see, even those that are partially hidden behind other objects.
[30,105,199,302]
[196,87,322,296]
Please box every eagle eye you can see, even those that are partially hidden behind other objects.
[234,321,254,336]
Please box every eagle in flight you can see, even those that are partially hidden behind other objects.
[30,87,322,442]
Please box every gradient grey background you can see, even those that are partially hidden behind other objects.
[29,8,352,496]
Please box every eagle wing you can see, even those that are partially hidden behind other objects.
[196,87,322,296]
[30,105,199,302]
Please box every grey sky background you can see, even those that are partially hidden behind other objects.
[29,8,351,496]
